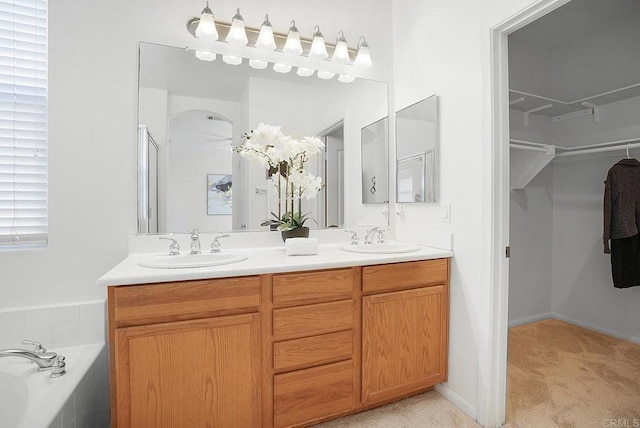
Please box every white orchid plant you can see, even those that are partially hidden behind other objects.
[235,123,324,231]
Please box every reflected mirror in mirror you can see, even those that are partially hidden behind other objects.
[361,116,389,204]
[395,95,439,203]
[137,42,389,234]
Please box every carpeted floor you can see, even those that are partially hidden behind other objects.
[313,319,640,427]
[507,319,640,428]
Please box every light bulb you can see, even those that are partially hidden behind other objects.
[273,63,292,73]
[283,20,303,56]
[249,59,268,69]
[195,2,218,41]
[331,31,350,63]
[195,50,216,61]
[317,70,335,80]
[226,8,248,46]
[309,25,328,60]
[354,36,372,68]
[223,55,243,65]
[296,67,315,77]
[255,14,276,51]
[338,73,355,83]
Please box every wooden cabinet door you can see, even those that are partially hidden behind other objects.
[113,313,261,428]
[362,286,448,406]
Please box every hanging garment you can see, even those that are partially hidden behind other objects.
[603,158,640,288]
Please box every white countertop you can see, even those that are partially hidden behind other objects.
[98,243,453,287]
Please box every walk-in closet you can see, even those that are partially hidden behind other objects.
[506,0,640,425]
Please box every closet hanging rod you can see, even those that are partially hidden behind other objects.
[508,90,570,106]
[510,143,551,153]
[556,141,640,158]
[509,138,549,147]
[555,137,640,153]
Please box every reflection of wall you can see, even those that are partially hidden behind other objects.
[361,118,389,204]
[396,118,436,159]
[325,129,344,227]
[166,111,232,232]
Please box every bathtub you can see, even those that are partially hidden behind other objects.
[0,343,109,428]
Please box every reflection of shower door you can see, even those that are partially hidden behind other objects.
[138,125,159,233]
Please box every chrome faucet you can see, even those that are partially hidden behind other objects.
[364,227,386,244]
[159,236,180,255]
[0,340,66,377]
[344,229,359,245]
[190,229,201,254]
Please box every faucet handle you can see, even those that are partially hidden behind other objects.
[344,229,359,245]
[210,234,230,253]
[22,339,46,353]
[190,228,200,237]
[377,228,387,243]
[159,236,181,256]
[50,355,66,378]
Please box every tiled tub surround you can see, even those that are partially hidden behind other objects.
[0,301,109,428]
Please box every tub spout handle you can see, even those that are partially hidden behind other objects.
[22,339,46,353]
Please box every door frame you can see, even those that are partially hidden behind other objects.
[479,0,571,426]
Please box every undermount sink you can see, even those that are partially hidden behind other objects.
[340,242,421,254]
[137,251,249,269]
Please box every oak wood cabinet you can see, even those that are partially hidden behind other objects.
[108,259,449,428]
[108,277,263,428]
[361,259,450,406]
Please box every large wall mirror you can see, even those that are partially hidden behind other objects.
[137,42,389,234]
[395,95,439,203]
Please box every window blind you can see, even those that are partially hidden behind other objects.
[0,0,47,248]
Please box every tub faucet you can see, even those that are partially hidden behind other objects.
[0,340,66,377]
[190,228,201,254]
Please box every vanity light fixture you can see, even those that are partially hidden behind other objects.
[317,70,335,80]
[331,31,350,63]
[195,50,217,61]
[194,1,218,41]
[282,20,303,56]
[187,5,373,81]
[354,36,372,68]
[226,8,248,46]
[338,73,355,83]
[309,25,328,60]
[255,14,276,50]
[249,14,276,70]
[273,63,292,73]
[296,67,315,77]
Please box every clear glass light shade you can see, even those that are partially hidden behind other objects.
[255,15,276,50]
[283,21,303,55]
[338,73,355,83]
[296,67,315,77]
[317,70,335,80]
[249,59,268,69]
[309,26,328,60]
[195,50,216,61]
[226,8,248,46]
[195,2,218,41]
[273,63,292,73]
[331,32,350,63]
[223,54,243,65]
[354,37,372,68]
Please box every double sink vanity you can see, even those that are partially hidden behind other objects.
[100,232,452,427]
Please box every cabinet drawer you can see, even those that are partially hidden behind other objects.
[363,259,448,294]
[273,268,354,307]
[273,300,353,341]
[111,276,261,326]
[274,360,355,427]
[274,330,353,373]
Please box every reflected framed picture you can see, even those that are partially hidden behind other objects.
[207,174,232,215]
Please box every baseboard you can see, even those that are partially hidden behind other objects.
[508,312,552,328]
[551,312,640,345]
[435,383,477,421]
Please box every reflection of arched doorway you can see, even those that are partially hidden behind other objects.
[165,110,233,232]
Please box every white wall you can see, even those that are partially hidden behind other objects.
[0,0,393,309]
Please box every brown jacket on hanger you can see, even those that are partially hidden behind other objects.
[603,158,640,253]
